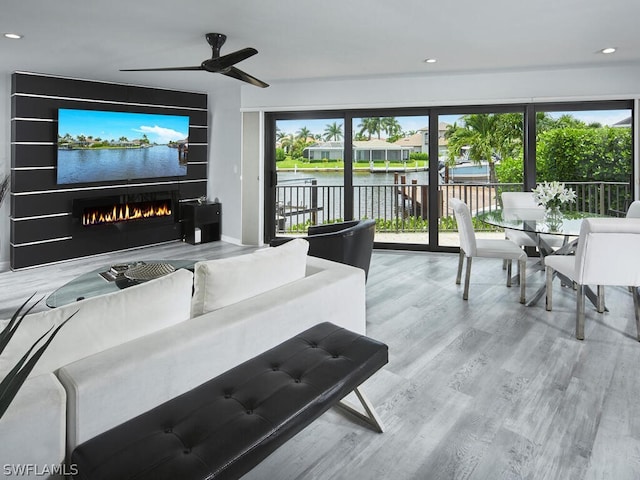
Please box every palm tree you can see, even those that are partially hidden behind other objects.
[445,113,522,183]
[381,117,402,139]
[354,132,368,141]
[296,127,312,141]
[280,134,294,154]
[358,117,383,140]
[323,122,343,141]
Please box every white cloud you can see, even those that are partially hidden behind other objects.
[135,125,187,143]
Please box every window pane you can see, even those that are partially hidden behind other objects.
[274,118,345,235]
[535,109,633,215]
[351,115,429,245]
[439,112,525,247]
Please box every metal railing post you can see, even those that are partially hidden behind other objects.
[311,180,318,225]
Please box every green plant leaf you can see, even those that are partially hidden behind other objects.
[0,302,78,419]
[0,293,42,355]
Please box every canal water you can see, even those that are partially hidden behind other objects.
[277,169,430,186]
[57,145,187,184]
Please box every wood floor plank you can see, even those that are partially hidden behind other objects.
[2,245,639,479]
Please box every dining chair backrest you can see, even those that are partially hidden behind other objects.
[502,192,539,209]
[573,217,640,286]
[450,198,477,256]
[501,191,545,220]
[626,200,640,218]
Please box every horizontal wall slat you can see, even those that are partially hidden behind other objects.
[11,169,194,194]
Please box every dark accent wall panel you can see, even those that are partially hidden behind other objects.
[10,72,209,269]
[11,215,72,243]
[11,145,55,168]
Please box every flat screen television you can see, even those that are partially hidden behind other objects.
[56,108,190,184]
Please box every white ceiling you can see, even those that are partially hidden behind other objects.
[3,0,640,93]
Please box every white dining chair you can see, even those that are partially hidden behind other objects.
[501,191,541,249]
[626,200,640,218]
[501,191,565,251]
[545,217,640,340]
[450,198,527,303]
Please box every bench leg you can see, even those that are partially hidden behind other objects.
[337,387,385,433]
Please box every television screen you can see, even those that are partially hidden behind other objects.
[57,108,190,184]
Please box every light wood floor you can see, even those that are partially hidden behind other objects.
[1,242,639,479]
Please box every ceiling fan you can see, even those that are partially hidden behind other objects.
[120,33,269,88]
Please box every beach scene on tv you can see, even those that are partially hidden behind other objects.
[57,109,190,184]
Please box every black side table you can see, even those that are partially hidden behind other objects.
[181,202,221,244]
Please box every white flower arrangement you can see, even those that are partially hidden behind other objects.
[532,181,576,210]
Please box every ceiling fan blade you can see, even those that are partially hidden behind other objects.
[120,33,267,87]
[223,67,269,88]
[120,65,204,72]
[211,47,258,69]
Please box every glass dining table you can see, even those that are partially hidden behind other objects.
[477,208,602,306]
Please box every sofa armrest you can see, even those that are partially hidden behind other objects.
[0,374,66,474]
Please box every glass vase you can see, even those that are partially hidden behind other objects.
[544,205,563,231]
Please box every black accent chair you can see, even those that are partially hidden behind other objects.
[271,219,376,280]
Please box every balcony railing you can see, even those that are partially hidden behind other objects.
[275,181,632,234]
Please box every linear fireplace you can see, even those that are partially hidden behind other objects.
[73,192,178,228]
[82,200,173,226]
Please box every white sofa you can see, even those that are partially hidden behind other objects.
[0,240,366,478]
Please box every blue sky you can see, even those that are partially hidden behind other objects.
[276,109,631,137]
[58,109,189,143]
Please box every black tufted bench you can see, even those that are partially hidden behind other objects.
[70,322,388,480]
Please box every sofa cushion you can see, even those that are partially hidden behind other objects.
[191,238,309,316]
[0,268,194,379]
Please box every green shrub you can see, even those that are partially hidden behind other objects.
[537,127,631,182]
[409,152,428,162]
[495,157,523,184]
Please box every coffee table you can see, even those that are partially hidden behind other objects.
[46,260,196,308]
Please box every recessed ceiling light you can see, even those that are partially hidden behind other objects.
[424,58,437,64]
[4,33,23,39]
[601,47,616,54]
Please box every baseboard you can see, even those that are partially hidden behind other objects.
[221,234,263,247]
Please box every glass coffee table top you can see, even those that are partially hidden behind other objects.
[46,259,196,308]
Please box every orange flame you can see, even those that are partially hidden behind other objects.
[82,202,172,226]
